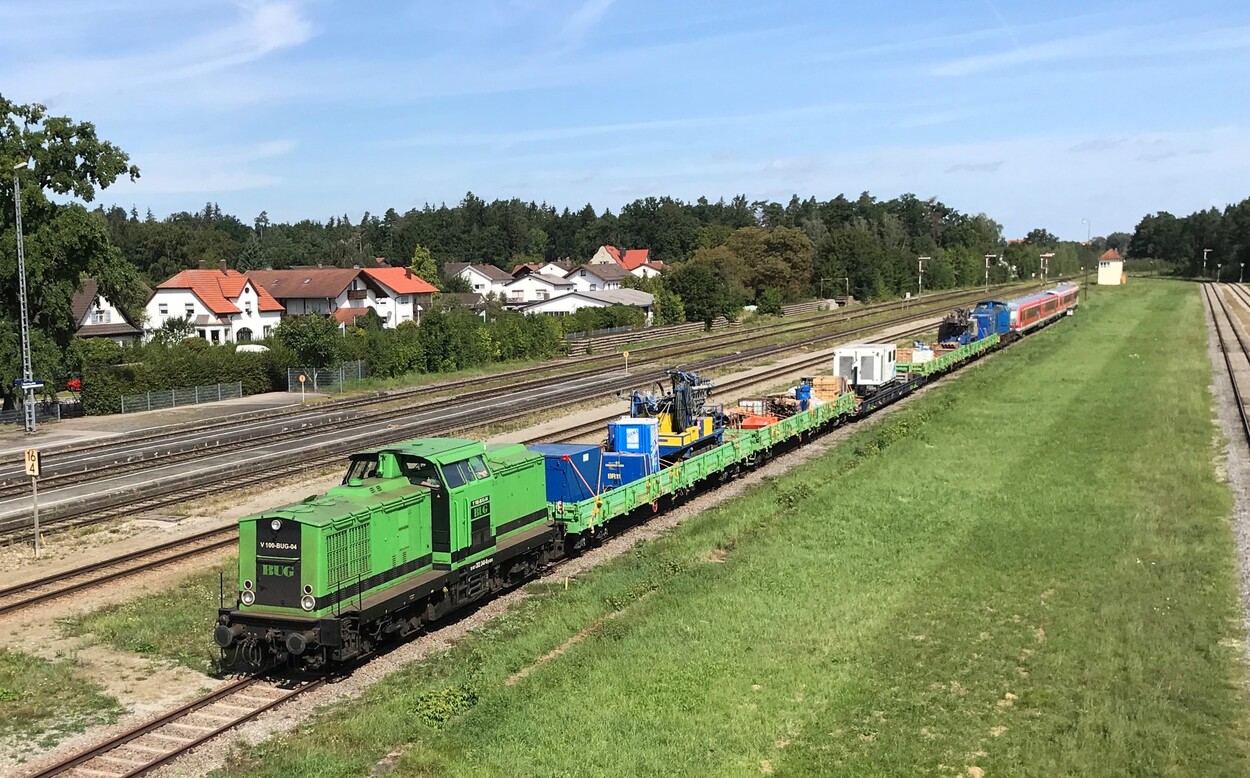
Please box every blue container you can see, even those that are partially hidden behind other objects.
[601,451,655,490]
[527,443,603,503]
[607,416,660,472]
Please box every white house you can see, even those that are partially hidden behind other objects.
[520,288,654,323]
[362,266,438,325]
[147,261,284,343]
[564,263,631,292]
[71,278,143,345]
[1097,248,1125,286]
[445,263,513,297]
[587,245,665,278]
[502,273,575,305]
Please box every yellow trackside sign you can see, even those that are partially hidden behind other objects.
[24,448,40,478]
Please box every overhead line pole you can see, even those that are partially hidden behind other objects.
[13,160,35,434]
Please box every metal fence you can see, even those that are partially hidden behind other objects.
[286,360,367,394]
[0,402,67,425]
[120,381,243,414]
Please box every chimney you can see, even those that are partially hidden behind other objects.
[218,259,228,274]
[198,259,208,271]
[405,267,412,278]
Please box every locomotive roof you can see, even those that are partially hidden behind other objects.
[251,478,430,528]
[357,437,484,464]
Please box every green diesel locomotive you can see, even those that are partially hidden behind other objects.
[215,438,557,669]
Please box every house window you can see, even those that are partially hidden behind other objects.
[397,296,409,304]
[92,307,111,324]
[263,325,273,338]
[158,303,169,316]
[197,328,207,339]
[590,284,598,291]
[245,304,252,316]
[537,291,549,301]
[580,270,586,277]
[185,303,195,316]
[238,328,252,342]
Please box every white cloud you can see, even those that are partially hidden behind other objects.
[558,0,616,48]
[3,1,314,103]
[111,138,296,195]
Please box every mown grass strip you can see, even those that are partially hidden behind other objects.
[213,281,1250,777]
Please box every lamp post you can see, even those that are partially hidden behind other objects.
[1203,248,1211,279]
[12,159,35,434]
[1081,217,1090,244]
[1040,252,1055,284]
[983,254,998,292]
[1218,263,1223,282]
[842,277,850,300]
[917,256,930,298]
[1241,263,1245,284]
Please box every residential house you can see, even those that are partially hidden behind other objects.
[510,261,570,278]
[587,245,666,278]
[246,267,384,318]
[502,272,575,306]
[361,266,439,325]
[147,261,283,343]
[520,288,654,323]
[71,278,143,345]
[564,262,631,293]
[445,262,513,297]
[1097,248,1125,286]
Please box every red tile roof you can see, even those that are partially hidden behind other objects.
[247,268,361,300]
[1099,248,1123,262]
[362,267,438,294]
[333,307,372,325]
[156,269,283,315]
[620,249,651,270]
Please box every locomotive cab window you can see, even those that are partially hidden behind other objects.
[343,455,379,483]
[441,459,479,489]
[398,455,441,488]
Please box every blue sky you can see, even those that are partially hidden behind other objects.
[2,0,1248,239]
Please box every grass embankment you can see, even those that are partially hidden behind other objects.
[207,279,1249,776]
[0,649,121,748]
[61,560,237,674]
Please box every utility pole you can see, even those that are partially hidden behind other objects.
[1040,252,1055,284]
[917,256,929,298]
[1081,217,1090,244]
[1240,263,1245,284]
[984,254,998,292]
[12,159,36,434]
[1203,248,1211,280]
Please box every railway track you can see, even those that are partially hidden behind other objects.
[0,294,995,540]
[0,281,1043,494]
[0,526,236,617]
[23,674,324,778]
[0,323,929,618]
[1204,283,1250,448]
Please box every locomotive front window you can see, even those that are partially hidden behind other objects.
[343,456,379,483]
[468,455,490,479]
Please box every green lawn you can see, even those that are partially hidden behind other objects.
[211,279,1250,777]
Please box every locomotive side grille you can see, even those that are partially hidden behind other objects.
[328,524,371,588]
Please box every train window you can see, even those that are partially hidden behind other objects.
[468,455,490,479]
[398,455,441,488]
[343,455,379,483]
[441,459,477,489]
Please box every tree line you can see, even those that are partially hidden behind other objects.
[1126,198,1250,278]
[2,94,1120,410]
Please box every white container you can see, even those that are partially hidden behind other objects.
[832,344,898,388]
